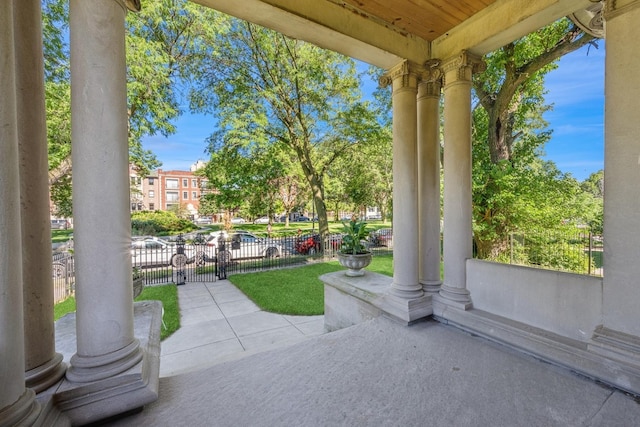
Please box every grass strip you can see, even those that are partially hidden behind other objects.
[229,255,394,315]
[53,284,180,341]
[135,284,180,340]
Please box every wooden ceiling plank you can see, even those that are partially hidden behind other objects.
[362,0,461,36]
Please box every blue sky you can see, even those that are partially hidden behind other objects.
[142,43,605,181]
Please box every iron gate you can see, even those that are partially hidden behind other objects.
[132,233,218,285]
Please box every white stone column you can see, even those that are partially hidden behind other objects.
[439,51,483,309]
[381,61,423,300]
[417,65,443,294]
[0,2,40,424]
[14,0,67,393]
[599,1,640,337]
[66,0,142,383]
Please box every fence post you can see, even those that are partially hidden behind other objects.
[587,230,593,275]
[510,232,514,265]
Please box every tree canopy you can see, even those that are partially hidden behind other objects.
[189,18,381,238]
[471,18,602,258]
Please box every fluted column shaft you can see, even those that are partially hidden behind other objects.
[0,2,40,424]
[439,51,483,308]
[14,0,67,393]
[417,73,442,293]
[67,0,142,383]
[381,61,423,299]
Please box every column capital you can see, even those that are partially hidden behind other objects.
[440,50,485,86]
[604,0,640,20]
[379,60,421,92]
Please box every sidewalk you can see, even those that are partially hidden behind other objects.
[159,280,326,377]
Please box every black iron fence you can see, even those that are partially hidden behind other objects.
[211,229,393,278]
[51,229,394,298]
[52,252,75,303]
[475,229,603,276]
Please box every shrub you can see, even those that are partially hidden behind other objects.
[132,210,197,236]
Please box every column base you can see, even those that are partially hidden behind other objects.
[389,282,424,299]
[438,283,472,310]
[0,389,40,427]
[378,293,433,325]
[26,353,66,394]
[421,279,442,294]
[65,339,143,383]
[53,301,161,426]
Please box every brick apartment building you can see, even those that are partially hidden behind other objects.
[130,161,209,218]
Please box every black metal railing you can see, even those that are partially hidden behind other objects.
[52,252,75,303]
[474,229,603,277]
[51,229,395,296]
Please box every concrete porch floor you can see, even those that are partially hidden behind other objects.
[103,281,640,426]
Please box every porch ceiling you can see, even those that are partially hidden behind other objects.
[193,0,593,68]
[331,0,498,43]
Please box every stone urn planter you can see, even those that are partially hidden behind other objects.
[337,219,372,277]
[337,252,372,277]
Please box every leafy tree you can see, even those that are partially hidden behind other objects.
[199,130,286,229]
[42,0,217,212]
[579,170,604,233]
[190,19,379,240]
[474,19,597,164]
[471,19,601,257]
[275,175,304,227]
[581,169,604,198]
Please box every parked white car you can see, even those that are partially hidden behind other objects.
[230,217,246,224]
[131,237,195,268]
[206,230,281,260]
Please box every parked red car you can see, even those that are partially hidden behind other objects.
[295,234,321,255]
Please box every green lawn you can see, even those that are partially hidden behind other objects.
[52,229,73,244]
[229,255,394,315]
[224,220,391,238]
[53,284,180,341]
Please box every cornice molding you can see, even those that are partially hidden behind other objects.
[604,0,640,21]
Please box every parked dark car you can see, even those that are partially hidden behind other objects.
[369,228,393,247]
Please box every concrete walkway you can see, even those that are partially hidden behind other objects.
[105,280,640,426]
[160,280,326,377]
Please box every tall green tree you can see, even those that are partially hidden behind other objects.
[190,19,379,240]
[471,18,601,257]
[42,0,218,214]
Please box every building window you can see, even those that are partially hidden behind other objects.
[149,190,155,198]
[148,177,154,185]
[183,178,188,187]
[130,176,141,186]
[192,191,197,199]
[166,191,179,202]
[166,178,179,189]
[183,191,188,199]
[192,179,197,187]
[149,203,155,210]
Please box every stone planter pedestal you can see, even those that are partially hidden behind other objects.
[337,252,372,276]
